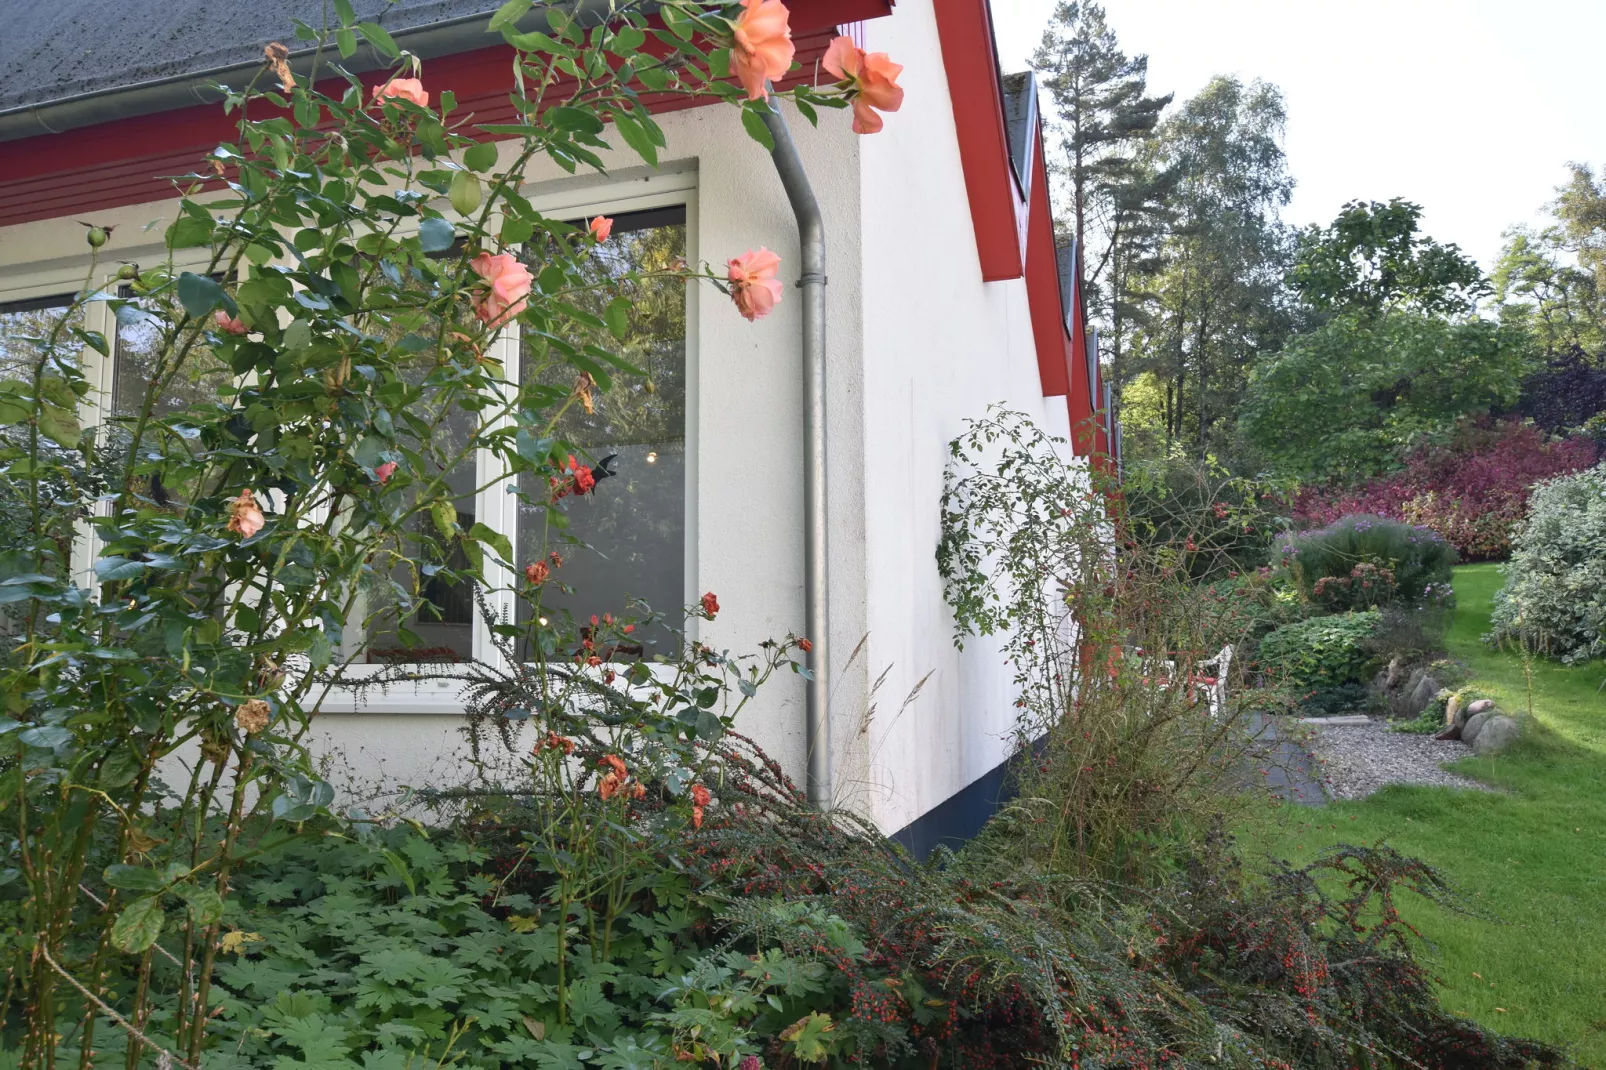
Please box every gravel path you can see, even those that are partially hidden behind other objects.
[1304,719,1493,800]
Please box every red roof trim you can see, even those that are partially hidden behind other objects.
[1023,135,1068,398]
[0,0,888,228]
[932,0,1025,282]
[933,0,1102,457]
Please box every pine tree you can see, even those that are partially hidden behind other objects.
[1032,2,1171,416]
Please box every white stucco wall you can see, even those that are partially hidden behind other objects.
[849,4,1078,833]
[0,7,1077,832]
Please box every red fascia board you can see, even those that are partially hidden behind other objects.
[794,0,892,30]
[0,1,883,228]
[1023,136,1068,398]
[933,0,1025,282]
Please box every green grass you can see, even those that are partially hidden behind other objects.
[1240,564,1606,1065]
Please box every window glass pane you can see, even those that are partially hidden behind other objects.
[517,206,687,656]
[111,286,232,419]
[359,259,479,665]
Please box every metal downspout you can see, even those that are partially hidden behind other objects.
[758,93,830,808]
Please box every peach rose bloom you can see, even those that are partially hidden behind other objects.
[726,248,783,321]
[213,311,249,335]
[730,0,795,101]
[588,216,613,241]
[469,251,533,328]
[822,36,904,134]
[374,461,397,483]
[227,489,265,539]
[373,77,429,107]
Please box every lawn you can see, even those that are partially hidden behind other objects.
[1239,563,1606,1065]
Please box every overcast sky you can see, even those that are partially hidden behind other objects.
[987,0,1605,269]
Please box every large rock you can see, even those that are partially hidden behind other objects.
[1472,715,1521,754]
[1461,710,1493,748]
[1407,675,1442,715]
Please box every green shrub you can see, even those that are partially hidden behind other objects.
[1258,610,1382,691]
[1200,569,1308,647]
[1490,462,1606,663]
[1119,456,1285,580]
[1277,514,1458,607]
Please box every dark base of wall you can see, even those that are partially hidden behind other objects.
[889,751,1018,861]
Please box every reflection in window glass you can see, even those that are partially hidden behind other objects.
[111,286,233,419]
[360,260,479,665]
[0,295,87,602]
[0,294,81,381]
[360,383,479,664]
[518,206,687,655]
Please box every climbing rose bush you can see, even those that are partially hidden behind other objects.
[0,2,896,1066]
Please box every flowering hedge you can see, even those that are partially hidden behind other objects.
[1291,419,1598,560]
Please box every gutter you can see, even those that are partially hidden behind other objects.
[757,92,831,809]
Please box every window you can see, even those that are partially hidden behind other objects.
[0,178,696,709]
[515,205,690,656]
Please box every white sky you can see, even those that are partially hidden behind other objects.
[987,0,1606,269]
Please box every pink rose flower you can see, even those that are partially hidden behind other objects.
[727,248,783,321]
[214,311,249,335]
[375,461,397,483]
[588,216,613,241]
[227,489,265,539]
[469,251,533,329]
[373,77,430,108]
[730,0,795,101]
[822,36,904,134]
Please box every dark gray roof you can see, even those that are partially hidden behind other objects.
[0,0,501,117]
[1056,241,1078,316]
[998,70,1037,194]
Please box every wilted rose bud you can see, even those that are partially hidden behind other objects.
[86,227,108,248]
[235,700,271,735]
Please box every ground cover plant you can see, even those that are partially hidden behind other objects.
[1239,564,1606,1065]
[1256,611,1381,692]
